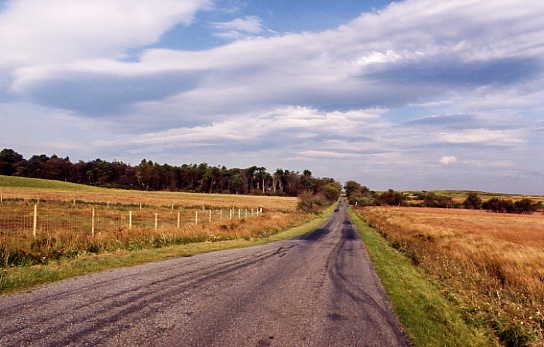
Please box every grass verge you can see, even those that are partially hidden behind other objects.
[0,204,336,296]
[348,208,496,347]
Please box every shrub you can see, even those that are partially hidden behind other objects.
[463,192,482,209]
[321,184,341,202]
[422,192,453,208]
[482,198,540,214]
[297,191,326,213]
[377,189,406,206]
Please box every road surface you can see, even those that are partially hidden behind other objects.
[0,203,409,347]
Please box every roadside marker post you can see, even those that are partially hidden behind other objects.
[195,211,198,225]
[209,210,212,223]
[154,213,158,231]
[177,211,181,228]
[129,211,133,230]
[91,208,95,237]
[32,204,37,238]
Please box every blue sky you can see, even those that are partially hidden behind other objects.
[1,0,543,194]
[152,0,394,51]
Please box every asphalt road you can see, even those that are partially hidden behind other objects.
[0,203,409,347]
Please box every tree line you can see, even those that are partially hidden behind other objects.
[344,180,542,214]
[0,148,341,198]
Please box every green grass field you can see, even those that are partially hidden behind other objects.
[0,175,102,191]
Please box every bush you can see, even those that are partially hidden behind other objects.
[321,184,341,202]
[351,195,378,207]
[483,198,540,214]
[463,192,482,209]
[422,192,453,208]
[297,191,327,213]
[377,189,406,206]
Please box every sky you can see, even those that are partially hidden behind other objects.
[1,0,543,194]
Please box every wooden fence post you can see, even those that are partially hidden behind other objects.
[177,211,181,228]
[129,211,133,230]
[209,210,212,223]
[195,211,198,225]
[139,202,142,211]
[238,208,241,219]
[154,213,158,231]
[91,208,95,237]
[230,208,233,220]
[33,204,37,238]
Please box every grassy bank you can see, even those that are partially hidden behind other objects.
[348,208,495,347]
[0,204,335,295]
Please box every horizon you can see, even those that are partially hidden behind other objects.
[1,0,544,195]
[3,148,543,197]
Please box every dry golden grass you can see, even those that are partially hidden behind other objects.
[357,206,544,344]
[0,187,298,211]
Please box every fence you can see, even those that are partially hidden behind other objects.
[0,199,264,238]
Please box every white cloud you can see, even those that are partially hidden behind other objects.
[212,16,266,39]
[437,129,525,145]
[439,156,457,165]
[299,150,361,159]
[98,106,388,147]
[0,0,210,67]
[7,0,544,118]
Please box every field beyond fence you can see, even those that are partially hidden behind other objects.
[0,185,298,211]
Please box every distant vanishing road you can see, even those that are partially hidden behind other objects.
[0,203,409,347]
